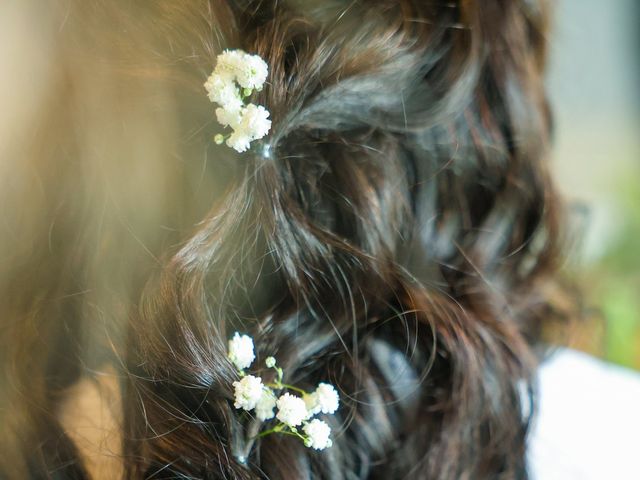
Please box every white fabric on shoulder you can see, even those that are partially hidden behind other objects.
[527,348,640,479]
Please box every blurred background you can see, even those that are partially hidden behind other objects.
[547,0,640,369]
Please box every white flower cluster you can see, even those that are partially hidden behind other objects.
[227,332,339,451]
[204,50,271,153]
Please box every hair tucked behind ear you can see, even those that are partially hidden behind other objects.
[1,0,569,479]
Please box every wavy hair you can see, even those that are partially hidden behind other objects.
[0,0,568,478]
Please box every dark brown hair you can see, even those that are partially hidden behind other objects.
[0,0,567,478]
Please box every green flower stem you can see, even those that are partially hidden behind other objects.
[266,382,308,396]
[266,365,284,383]
[254,423,307,442]
[255,423,284,438]
[281,383,308,395]
[279,430,307,441]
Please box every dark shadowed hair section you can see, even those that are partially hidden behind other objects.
[0,0,571,478]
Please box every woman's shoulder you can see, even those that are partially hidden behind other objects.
[58,368,123,480]
[528,348,640,479]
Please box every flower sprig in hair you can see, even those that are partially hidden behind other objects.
[204,50,271,153]
[228,332,339,451]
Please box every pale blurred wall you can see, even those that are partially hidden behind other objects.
[547,0,640,262]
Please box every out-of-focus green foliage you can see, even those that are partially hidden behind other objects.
[589,173,640,369]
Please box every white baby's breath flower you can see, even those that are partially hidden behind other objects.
[255,388,277,421]
[265,356,276,368]
[224,104,270,152]
[226,130,252,153]
[235,53,269,90]
[204,72,226,98]
[276,393,308,427]
[237,103,271,141]
[228,332,255,370]
[215,107,241,128]
[312,383,340,415]
[303,419,333,450]
[204,73,243,111]
[215,50,268,90]
[214,49,247,79]
[233,375,264,411]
